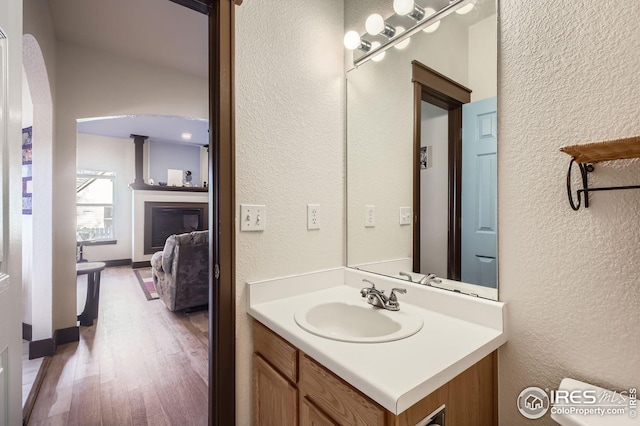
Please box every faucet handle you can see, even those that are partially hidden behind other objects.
[362,279,376,289]
[389,288,407,302]
[361,279,376,297]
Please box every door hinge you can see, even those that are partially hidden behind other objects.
[214,264,220,280]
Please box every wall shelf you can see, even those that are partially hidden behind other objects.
[560,136,640,210]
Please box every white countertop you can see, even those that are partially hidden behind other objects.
[247,268,507,415]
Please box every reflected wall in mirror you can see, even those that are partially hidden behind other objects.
[346,0,498,299]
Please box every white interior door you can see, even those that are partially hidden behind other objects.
[461,97,497,288]
[0,26,20,426]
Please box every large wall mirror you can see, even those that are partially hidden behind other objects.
[346,0,498,300]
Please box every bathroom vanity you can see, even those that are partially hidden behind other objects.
[248,268,507,426]
[253,320,496,425]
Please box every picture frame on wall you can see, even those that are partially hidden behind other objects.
[420,146,428,169]
[22,127,33,215]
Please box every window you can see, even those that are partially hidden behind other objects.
[76,170,115,242]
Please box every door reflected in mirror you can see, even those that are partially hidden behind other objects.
[346,0,498,300]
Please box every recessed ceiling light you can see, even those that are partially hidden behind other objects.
[181,132,192,140]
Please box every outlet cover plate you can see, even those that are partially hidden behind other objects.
[365,205,375,228]
[307,204,320,230]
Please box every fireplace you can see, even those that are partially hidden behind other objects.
[144,202,208,254]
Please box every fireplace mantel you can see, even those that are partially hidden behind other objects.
[129,182,208,193]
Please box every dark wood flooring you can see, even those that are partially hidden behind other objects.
[28,266,209,425]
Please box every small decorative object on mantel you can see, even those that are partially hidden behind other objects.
[184,170,193,187]
[560,135,640,211]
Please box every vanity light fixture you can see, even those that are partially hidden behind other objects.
[455,0,476,14]
[393,0,425,21]
[422,8,440,33]
[393,26,411,49]
[344,30,372,51]
[348,0,474,67]
[365,14,397,38]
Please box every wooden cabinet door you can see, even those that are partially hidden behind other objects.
[300,397,338,426]
[253,354,298,426]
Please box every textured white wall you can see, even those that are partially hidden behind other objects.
[54,41,208,330]
[235,0,345,423]
[499,1,640,424]
[76,134,135,261]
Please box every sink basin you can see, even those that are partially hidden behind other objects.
[294,301,423,343]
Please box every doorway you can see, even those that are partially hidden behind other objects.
[412,60,470,281]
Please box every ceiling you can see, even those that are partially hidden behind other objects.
[49,0,208,78]
[49,0,209,144]
[77,115,209,147]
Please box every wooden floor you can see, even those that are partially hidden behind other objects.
[29,266,209,425]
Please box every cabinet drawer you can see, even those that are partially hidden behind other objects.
[301,397,338,426]
[253,321,298,383]
[300,354,386,426]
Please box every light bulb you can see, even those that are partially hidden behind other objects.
[393,0,415,16]
[394,27,411,50]
[344,30,361,50]
[422,8,440,33]
[424,7,436,18]
[456,2,475,14]
[365,14,385,36]
[371,42,386,62]
[423,21,440,33]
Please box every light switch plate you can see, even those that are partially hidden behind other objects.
[240,204,266,231]
[307,204,320,230]
[399,207,412,225]
[365,205,375,228]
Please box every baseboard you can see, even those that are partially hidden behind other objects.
[28,339,54,359]
[54,326,79,346]
[22,323,32,341]
[103,258,132,267]
[132,260,151,269]
[28,326,80,360]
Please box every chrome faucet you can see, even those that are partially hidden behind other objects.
[417,273,442,286]
[360,279,407,311]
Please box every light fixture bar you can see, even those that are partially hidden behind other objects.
[353,0,472,68]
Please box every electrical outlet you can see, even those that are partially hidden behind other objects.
[365,205,375,228]
[240,204,266,231]
[307,204,320,230]
[399,207,412,225]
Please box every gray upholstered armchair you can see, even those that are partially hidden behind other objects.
[150,230,209,311]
